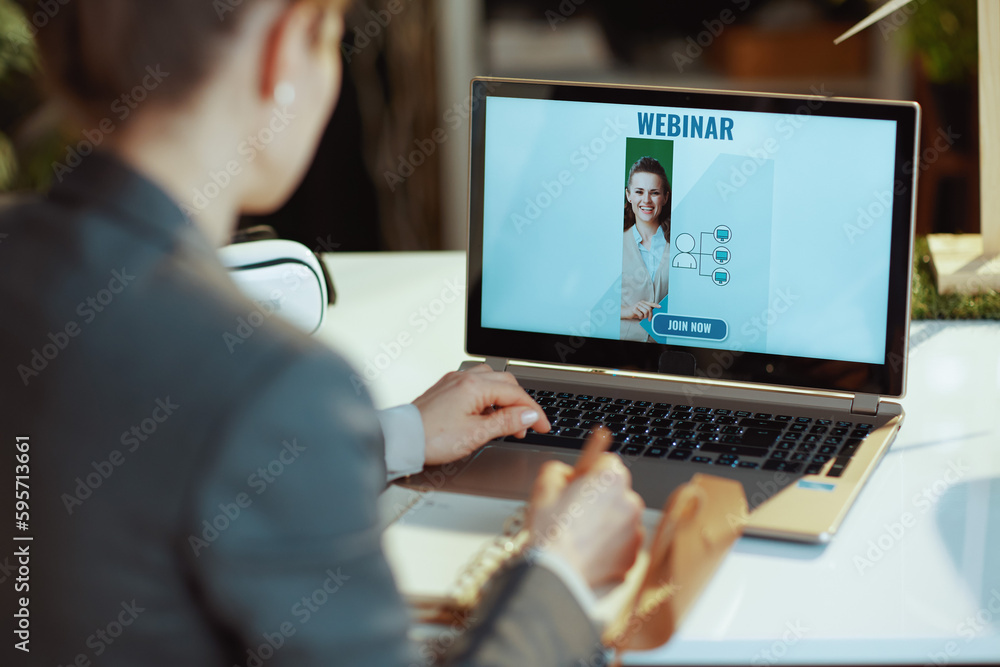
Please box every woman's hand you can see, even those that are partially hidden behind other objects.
[527,433,645,589]
[413,365,551,465]
[622,300,661,321]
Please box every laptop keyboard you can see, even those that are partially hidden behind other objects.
[508,388,875,478]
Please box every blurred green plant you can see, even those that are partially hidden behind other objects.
[911,237,1000,319]
[905,0,979,84]
[0,0,36,190]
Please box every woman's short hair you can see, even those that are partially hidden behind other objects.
[623,155,672,239]
[32,0,351,120]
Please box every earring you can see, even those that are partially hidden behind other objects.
[274,82,296,107]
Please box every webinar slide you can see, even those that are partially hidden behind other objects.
[480,95,897,366]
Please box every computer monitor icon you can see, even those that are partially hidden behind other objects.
[715,250,728,261]
[717,229,730,241]
[714,271,727,283]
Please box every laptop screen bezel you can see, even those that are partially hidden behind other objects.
[466,78,918,398]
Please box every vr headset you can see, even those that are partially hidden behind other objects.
[219,226,336,335]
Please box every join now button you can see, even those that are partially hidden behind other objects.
[651,313,728,341]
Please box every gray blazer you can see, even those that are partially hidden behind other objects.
[620,229,670,342]
[0,153,605,666]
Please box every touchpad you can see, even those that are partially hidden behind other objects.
[429,444,580,501]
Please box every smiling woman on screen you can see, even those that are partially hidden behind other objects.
[621,156,672,342]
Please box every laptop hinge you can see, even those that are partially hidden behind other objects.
[851,393,880,416]
[483,357,508,372]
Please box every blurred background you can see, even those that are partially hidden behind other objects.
[0,0,982,255]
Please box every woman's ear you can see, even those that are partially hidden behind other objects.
[257,1,327,106]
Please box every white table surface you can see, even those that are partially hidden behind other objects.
[318,251,1000,665]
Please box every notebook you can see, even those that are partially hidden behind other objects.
[385,475,748,651]
[405,78,920,544]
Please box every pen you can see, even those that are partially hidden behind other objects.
[572,426,612,479]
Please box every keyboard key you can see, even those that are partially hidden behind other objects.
[675,420,697,430]
[788,423,807,432]
[595,396,612,403]
[580,402,603,411]
[627,415,651,425]
[694,406,712,413]
[738,461,760,469]
[668,450,691,461]
[781,432,801,441]
[644,447,668,458]
[754,412,772,419]
[827,456,852,477]
[771,450,789,460]
[649,427,672,437]
[717,455,738,467]
[816,419,832,426]
[812,454,831,464]
[803,434,822,444]
[716,416,738,425]
[721,425,743,435]
[791,452,810,462]
[615,398,632,406]
[628,435,653,446]
[743,428,781,447]
[583,411,604,420]
[775,415,792,422]
[702,443,769,457]
[804,463,823,475]
[556,392,574,399]
[691,456,713,464]
[626,425,649,435]
[650,418,673,428]
[741,418,786,429]
[536,390,554,397]
[713,408,733,416]
[674,431,697,440]
[836,421,853,428]
[561,428,584,438]
[604,414,626,423]
[670,440,697,450]
[818,445,838,455]
[576,395,593,401]
[775,441,795,451]
[536,397,556,406]
[653,402,672,409]
[624,406,648,416]
[839,439,863,457]
[561,409,582,419]
[735,410,752,418]
[763,460,802,473]
[621,444,645,457]
[810,425,828,434]
[857,423,874,430]
[831,427,849,437]
[691,414,715,423]
[635,401,652,408]
[507,432,584,449]
[524,388,536,395]
[554,418,580,428]
[849,429,869,439]
[795,417,812,424]
[648,409,671,419]
[697,423,720,432]
[674,405,693,412]
[824,436,843,446]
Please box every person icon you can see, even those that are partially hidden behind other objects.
[672,233,698,269]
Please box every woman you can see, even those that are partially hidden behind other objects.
[621,156,672,342]
[0,1,643,665]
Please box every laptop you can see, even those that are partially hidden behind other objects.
[409,78,920,544]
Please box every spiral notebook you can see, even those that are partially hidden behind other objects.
[382,474,748,648]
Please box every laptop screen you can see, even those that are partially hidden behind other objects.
[467,80,918,397]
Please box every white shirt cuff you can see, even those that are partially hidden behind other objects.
[524,547,601,624]
[377,404,426,481]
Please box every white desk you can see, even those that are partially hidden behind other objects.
[319,251,1000,665]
